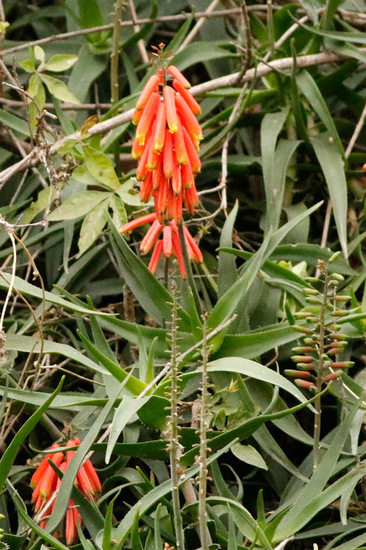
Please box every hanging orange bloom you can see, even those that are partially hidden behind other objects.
[30,438,101,545]
[130,63,203,225]
[135,74,160,111]
[172,79,201,115]
[167,65,191,89]
[120,213,203,278]
[126,62,205,277]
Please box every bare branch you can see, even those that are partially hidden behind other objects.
[1,49,365,184]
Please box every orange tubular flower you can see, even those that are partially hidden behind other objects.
[135,74,160,111]
[163,130,175,178]
[183,226,203,263]
[131,137,145,160]
[140,172,154,203]
[163,85,179,133]
[184,186,199,214]
[163,225,173,257]
[172,190,183,223]
[173,79,201,115]
[30,443,60,490]
[126,63,204,277]
[171,227,186,279]
[136,134,152,180]
[140,219,162,255]
[120,212,157,233]
[182,126,201,173]
[135,92,160,145]
[155,176,169,222]
[172,163,182,195]
[167,65,191,89]
[148,239,163,273]
[146,141,160,171]
[66,501,79,546]
[153,155,164,190]
[30,438,101,545]
[132,108,143,126]
[38,451,64,499]
[120,213,202,279]
[176,94,203,143]
[153,101,167,153]
[173,118,188,165]
[181,157,195,189]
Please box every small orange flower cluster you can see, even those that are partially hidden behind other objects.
[30,438,101,545]
[131,65,202,224]
[120,212,203,278]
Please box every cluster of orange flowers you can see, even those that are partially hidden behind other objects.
[121,64,204,278]
[120,212,203,278]
[30,438,101,545]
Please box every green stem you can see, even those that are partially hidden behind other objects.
[111,0,123,175]
[198,314,212,549]
[178,223,202,316]
[110,0,123,105]
[313,272,328,470]
[169,288,185,550]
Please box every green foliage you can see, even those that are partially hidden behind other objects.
[0,1,366,549]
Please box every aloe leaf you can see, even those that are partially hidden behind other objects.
[273,400,362,540]
[311,132,348,258]
[297,70,343,154]
[0,377,64,492]
[218,201,238,298]
[110,441,236,549]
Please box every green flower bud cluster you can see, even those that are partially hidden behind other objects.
[286,258,354,391]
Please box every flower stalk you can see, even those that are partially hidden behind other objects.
[287,257,353,470]
[30,437,101,545]
[167,285,185,550]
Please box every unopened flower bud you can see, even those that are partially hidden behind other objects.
[297,363,316,370]
[293,325,313,334]
[305,297,322,304]
[292,355,314,363]
[335,295,351,302]
[292,346,313,353]
[332,310,348,317]
[294,311,313,319]
[327,348,343,356]
[329,251,341,263]
[329,273,344,282]
[295,379,316,390]
[305,277,320,284]
[303,288,319,296]
[329,332,347,341]
[328,340,347,348]
[285,369,312,379]
[331,361,354,369]
[326,372,342,381]
[303,338,318,345]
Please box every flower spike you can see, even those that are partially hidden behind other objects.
[30,438,101,545]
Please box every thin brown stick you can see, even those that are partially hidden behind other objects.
[1,49,366,184]
[1,7,283,58]
[1,5,365,59]
[177,0,220,53]
[111,0,124,105]
[129,0,149,64]
[345,102,366,159]
[0,97,112,110]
